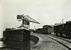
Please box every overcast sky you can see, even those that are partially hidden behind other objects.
[0,0,71,37]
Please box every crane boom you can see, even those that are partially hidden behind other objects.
[17,14,40,24]
[17,14,40,29]
[24,15,40,24]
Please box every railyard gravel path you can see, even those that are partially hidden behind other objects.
[31,33,68,50]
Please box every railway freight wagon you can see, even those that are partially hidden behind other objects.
[54,25,59,36]
[65,21,71,38]
[35,25,53,34]
[43,25,53,34]
[54,21,71,38]
[42,28,48,34]
[35,28,49,34]
[35,28,43,34]
[54,23,65,37]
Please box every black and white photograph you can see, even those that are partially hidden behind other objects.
[0,0,71,50]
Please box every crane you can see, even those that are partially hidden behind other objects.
[60,19,64,23]
[17,14,40,29]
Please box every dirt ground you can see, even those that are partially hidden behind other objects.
[31,34,69,50]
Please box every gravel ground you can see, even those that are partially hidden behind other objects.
[30,41,36,48]
[31,34,69,50]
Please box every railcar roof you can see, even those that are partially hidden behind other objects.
[54,23,65,26]
[66,21,71,23]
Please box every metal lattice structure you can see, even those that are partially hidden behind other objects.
[17,14,40,29]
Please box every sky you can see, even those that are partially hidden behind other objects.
[0,0,71,37]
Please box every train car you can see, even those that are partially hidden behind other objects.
[54,21,71,38]
[54,25,59,36]
[35,25,53,34]
[65,21,71,38]
[35,28,43,34]
[43,25,51,34]
[54,23,65,37]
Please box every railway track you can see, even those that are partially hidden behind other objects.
[51,35,71,43]
[46,35,71,50]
